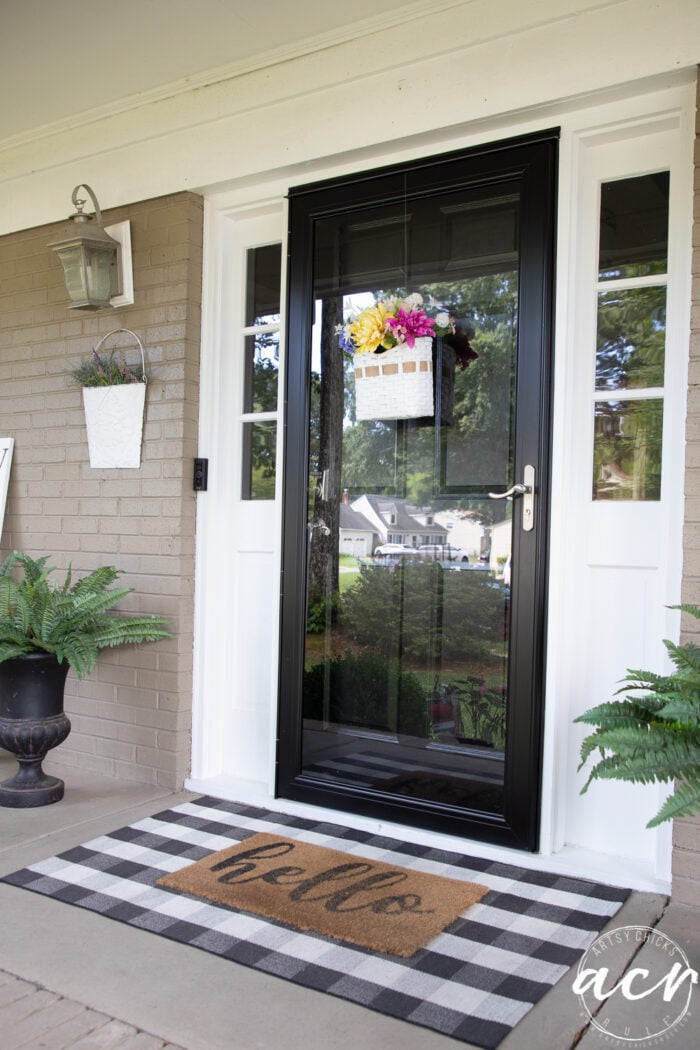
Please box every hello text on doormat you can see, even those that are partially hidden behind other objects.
[157,832,488,957]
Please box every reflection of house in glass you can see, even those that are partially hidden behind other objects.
[338,502,376,558]
[338,493,448,555]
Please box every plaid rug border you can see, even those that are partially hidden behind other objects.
[1,795,630,1049]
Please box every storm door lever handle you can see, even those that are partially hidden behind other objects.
[308,518,331,537]
[488,482,528,500]
[488,466,535,532]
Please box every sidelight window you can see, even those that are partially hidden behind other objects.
[592,172,669,501]
[241,244,282,499]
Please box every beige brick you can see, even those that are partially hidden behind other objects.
[671,873,700,907]
[0,987,59,1027]
[0,976,35,1008]
[673,816,700,852]
[35,1007,120,1050]
[112,759,159,785]
[116,723,159,748]
[675,79,700,900]
[2,988,86,1049]
[50,749,118,778]
[5,191,193,793]
[95,737,137,762]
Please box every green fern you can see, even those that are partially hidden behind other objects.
[648,777,700,827]
[575,606,700,826]
[0,551,170,679]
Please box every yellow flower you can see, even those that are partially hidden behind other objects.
[348,303,393,353]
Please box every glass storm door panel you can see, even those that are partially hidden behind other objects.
[278,134,557,850]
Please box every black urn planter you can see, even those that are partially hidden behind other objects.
[0,653,71,807]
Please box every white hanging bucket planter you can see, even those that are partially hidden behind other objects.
[81,329,147,469]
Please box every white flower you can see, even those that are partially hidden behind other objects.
[403,292,423,308]
[435,312,450,328]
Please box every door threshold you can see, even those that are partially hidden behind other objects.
[185,773,670,894]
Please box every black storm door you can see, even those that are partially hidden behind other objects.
[278,132,557,850]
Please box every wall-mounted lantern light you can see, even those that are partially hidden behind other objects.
[49,184,131,310]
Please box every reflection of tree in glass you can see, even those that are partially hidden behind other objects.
[247,422,276,499]
[308,297,344,606]
[339,273,518,517]
[247,330,279,413]
[251,355,278,412]
[595,286,666,391]
[593,399,663,501]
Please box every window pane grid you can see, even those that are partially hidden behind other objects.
[593,388,663,402]
[241,243,282,500]
[242,322,280,337]
[592,171,669,502]
[595,274,668,293]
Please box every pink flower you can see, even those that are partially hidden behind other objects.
[385,307,435,348]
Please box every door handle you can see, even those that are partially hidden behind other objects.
[308,518,331,537]
[488,483,528,500]
[488,465,535,532]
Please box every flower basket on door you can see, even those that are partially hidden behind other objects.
[74,328,147,469]
[339,293,456,423]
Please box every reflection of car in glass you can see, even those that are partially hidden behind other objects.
[374,542,413,556]
[418,543,470,562]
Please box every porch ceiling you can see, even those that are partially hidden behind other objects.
[1,0,420,142]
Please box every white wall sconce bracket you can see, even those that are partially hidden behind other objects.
[105,220,134,307]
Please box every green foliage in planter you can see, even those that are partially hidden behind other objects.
[0,551,170,679]
[339,562,504,663]
[303,651,429,738]
[575,606,700,827]
[455,676,507,749]
[73,348,144,386]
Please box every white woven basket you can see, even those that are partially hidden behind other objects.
[354,337,434,421]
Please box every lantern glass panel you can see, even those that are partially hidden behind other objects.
[85,247,117,303]
[58,246,90,303]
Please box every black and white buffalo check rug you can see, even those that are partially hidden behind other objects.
[2,796,630,1048]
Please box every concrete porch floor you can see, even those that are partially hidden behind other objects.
[0,752,697,1050]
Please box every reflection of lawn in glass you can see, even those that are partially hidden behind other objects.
[338,554,361,595]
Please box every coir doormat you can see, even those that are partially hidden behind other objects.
[1,796,631,1049]
[157,831,488,957]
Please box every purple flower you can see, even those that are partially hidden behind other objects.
[337,329,356,355]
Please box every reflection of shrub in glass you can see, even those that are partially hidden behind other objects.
[593,399,662,501]
[339,562,505,662]
[303,651,428,737]
[242,421,276,500]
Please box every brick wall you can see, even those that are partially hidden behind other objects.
[675,72,700,904]
[0,191,202,789]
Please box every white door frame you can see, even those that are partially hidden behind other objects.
[190,78,694,893]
